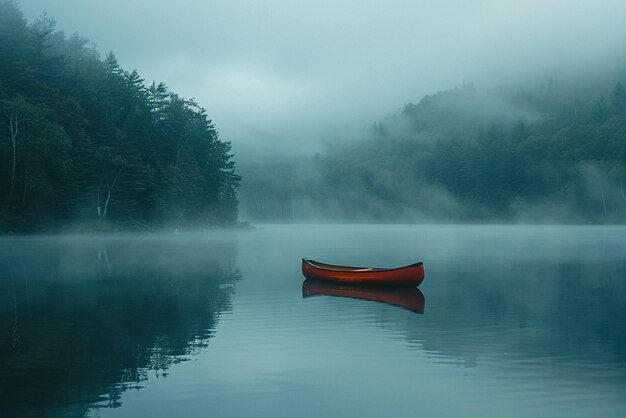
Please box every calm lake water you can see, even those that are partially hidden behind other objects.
[1,224,625,417]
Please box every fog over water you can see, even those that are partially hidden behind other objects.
[0,0,626,418]
[2,226,625,416]
[17,0,626,156]
[3,2,626,414]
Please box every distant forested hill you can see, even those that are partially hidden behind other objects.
[241,79,626,223]
[0,1,240,232]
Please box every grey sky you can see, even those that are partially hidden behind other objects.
[18,0,626,156]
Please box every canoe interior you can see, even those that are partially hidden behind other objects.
[304,259,422,272]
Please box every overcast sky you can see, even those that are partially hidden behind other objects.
[17,0,626,157]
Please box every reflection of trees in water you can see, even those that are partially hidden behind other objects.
[0,235,240,417]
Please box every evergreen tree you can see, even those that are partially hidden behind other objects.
[0,1,240,231]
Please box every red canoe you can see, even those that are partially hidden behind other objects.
[302,259,425,286]
[302,278,425,313]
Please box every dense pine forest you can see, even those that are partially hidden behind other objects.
[0,1,240,232]
[3,3,626,229]
[241,78,626,223]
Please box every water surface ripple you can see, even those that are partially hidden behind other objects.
[0,225,624,417]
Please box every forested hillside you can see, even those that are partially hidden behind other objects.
[241,78,626,223]
[3,2,626,229]
[0,1,240,232]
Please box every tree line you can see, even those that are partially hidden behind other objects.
[0,1,240,232]
[242,79,626,223]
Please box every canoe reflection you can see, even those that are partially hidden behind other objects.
[302,278,425,314]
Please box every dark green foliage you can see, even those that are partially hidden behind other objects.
[0,1,239,232]
[242,81,626,223]
[362,82,626,222]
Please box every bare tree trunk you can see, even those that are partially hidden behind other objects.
[102,169,122,218]
[7,115,18,208]
[621,179,626,206]
[5,114,29,209]
[600,185,608,217]
[103,189,112,218]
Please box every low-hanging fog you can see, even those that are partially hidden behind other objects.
[18,0,626,151]
[16,0,626,224]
